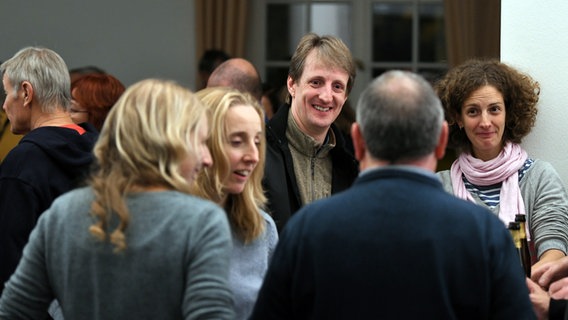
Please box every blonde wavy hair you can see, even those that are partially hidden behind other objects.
[89,79,208,252]
[193,87,267,243]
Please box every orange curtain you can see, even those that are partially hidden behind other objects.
[0,112,22,162]
[195,0,248,59]
[444,0,501,68]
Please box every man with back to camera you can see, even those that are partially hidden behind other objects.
[0,47,98,295]
[250,70,535,319]
[263,33,359,232]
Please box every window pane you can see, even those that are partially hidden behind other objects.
[266,4,307,60]
[372,67,412,78]
[267,3,352,61]
[372,68,387,78]
[311,4,352,49]
[418,68,447,84]
[265,67,289,94]
[419,3,446,62]
[372,3,413,62]
[372,68,445,84]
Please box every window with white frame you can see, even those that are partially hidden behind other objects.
[248,0,446,103]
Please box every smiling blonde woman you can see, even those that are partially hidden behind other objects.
[193,87,278,320]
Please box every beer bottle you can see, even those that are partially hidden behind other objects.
[508,222,523,268]
[515,214,532,277]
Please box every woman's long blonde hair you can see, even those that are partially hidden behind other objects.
[89,79,208,252]
[193,87,266,243]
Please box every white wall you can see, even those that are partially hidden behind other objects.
[0,0,197,89]
[502,0,568,188]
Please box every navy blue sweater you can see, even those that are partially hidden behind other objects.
[252,168,536,319]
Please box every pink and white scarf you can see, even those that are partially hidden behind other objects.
[450,142,528,230]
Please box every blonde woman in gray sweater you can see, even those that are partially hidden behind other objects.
[193,87,278,320]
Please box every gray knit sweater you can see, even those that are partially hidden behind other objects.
[437,159,568,258]
[229,210,278,320]
[0,187,235,319]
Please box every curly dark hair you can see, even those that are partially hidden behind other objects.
[434,59,539,154]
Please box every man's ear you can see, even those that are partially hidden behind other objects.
[435,121,449,160]
[351,122,366,162]
[21,81,33,107]
[287,76,295,99]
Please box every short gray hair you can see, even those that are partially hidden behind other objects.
[1,47,71,113]
[355,70,443,163]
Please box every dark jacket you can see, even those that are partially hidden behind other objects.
[0,123,98,293]
[263,104,358,232]
[549,299,566,320]
[251,168,536,319]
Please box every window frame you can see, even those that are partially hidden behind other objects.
[246,0,446,103]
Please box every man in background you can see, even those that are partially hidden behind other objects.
[263,33,358,232]
[198,49,230,90]
[0,47,98,294]
[207,57,262,102]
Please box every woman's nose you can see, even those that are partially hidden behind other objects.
[244,144,259,164]
[201,145,213,168]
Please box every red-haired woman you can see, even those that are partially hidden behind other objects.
[70,73,125,131]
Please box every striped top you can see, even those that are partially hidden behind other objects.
[463,158,534,208]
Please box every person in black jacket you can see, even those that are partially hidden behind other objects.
[263,33,359,232]
[0,47,98,295]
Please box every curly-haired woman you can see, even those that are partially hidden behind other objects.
[435,59,568,273]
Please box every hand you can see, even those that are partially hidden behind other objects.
[531,249,566,275]
[549,277,568,300]
[532,255,568,288]
[526,277,550,320]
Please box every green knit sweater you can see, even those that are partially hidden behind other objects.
[286,112,335,206]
